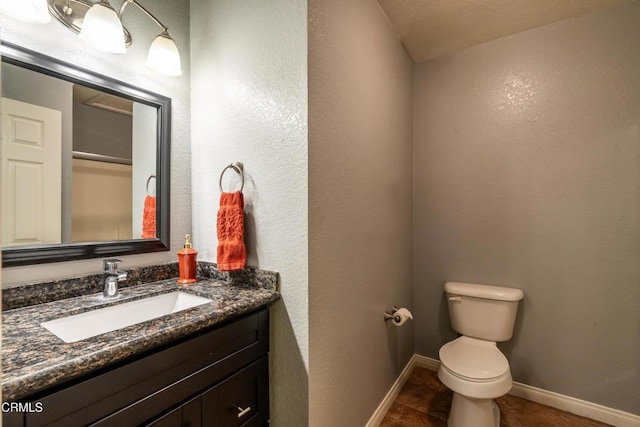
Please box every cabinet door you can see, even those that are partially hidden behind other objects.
[3,411,25,427]
[146,406,182,427]
[145,396,201,427]
[203,357,268,427]
[182,397,202,427]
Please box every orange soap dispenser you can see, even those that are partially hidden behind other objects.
[178,234,198,284]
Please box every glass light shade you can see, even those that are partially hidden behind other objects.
[0,0,50,23]
[79,1,126,54]
[147,33,182,77]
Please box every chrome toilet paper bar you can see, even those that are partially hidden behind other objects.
[384,306,401,322]
[384,306,413,326]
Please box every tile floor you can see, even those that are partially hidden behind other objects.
[380,367,611,427]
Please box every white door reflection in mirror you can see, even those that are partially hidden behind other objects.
[1,97,62,246]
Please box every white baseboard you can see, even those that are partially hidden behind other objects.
[367,354,640,427]
[365,355,419,427]
[414,354,441,371]
[509,382,640,427]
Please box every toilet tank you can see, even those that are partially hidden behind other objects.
[445,282,524,342]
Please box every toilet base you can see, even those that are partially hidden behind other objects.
[447,393,500,427]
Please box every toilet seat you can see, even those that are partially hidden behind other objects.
[438,336,513,400]
[439,336,509,382]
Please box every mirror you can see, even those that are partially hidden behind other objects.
[1,42,170,267]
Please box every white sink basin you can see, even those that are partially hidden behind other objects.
[41,292,212,343]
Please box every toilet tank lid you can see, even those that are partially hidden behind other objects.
[445,282,524,301]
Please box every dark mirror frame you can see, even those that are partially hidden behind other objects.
[1,41,170,267]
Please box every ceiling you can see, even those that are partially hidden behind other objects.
[376,0,631,63]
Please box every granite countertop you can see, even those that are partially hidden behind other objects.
[2,271,280,401]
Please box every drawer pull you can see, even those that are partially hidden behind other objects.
[236,406,251,418]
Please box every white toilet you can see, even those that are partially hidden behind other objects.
[438,281,524,427]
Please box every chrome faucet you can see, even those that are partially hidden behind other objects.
[102,259,127,298]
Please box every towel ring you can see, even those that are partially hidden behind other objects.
[219,162,244,193]
[146,174,156,196]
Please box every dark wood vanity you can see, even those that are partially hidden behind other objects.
[4,308,269,427]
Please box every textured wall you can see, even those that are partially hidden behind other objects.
[308,0,414,425]
[1,0,191,283]
[190,1,308,425]
[413,2,640,413]
[132,104,158,240]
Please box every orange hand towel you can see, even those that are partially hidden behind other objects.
[141,195,156,238]
[217,191,246,271]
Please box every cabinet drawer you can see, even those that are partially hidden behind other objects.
[26,309,269,427]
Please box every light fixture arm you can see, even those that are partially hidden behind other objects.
[119,0,168,32]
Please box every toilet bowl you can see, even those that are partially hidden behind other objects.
[438,337,512,427]
[438,282,523,427]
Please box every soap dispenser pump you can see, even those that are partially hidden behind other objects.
[178,234,198,284]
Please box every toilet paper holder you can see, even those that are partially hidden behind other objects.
[384,306,402,322]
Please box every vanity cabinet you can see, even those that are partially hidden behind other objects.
[8,308,269,427]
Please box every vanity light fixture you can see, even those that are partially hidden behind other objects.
[79,0,126,54]
[0,0,51,23]
[46,0,182,77]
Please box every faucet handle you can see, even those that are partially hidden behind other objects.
[103,258,123,273]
